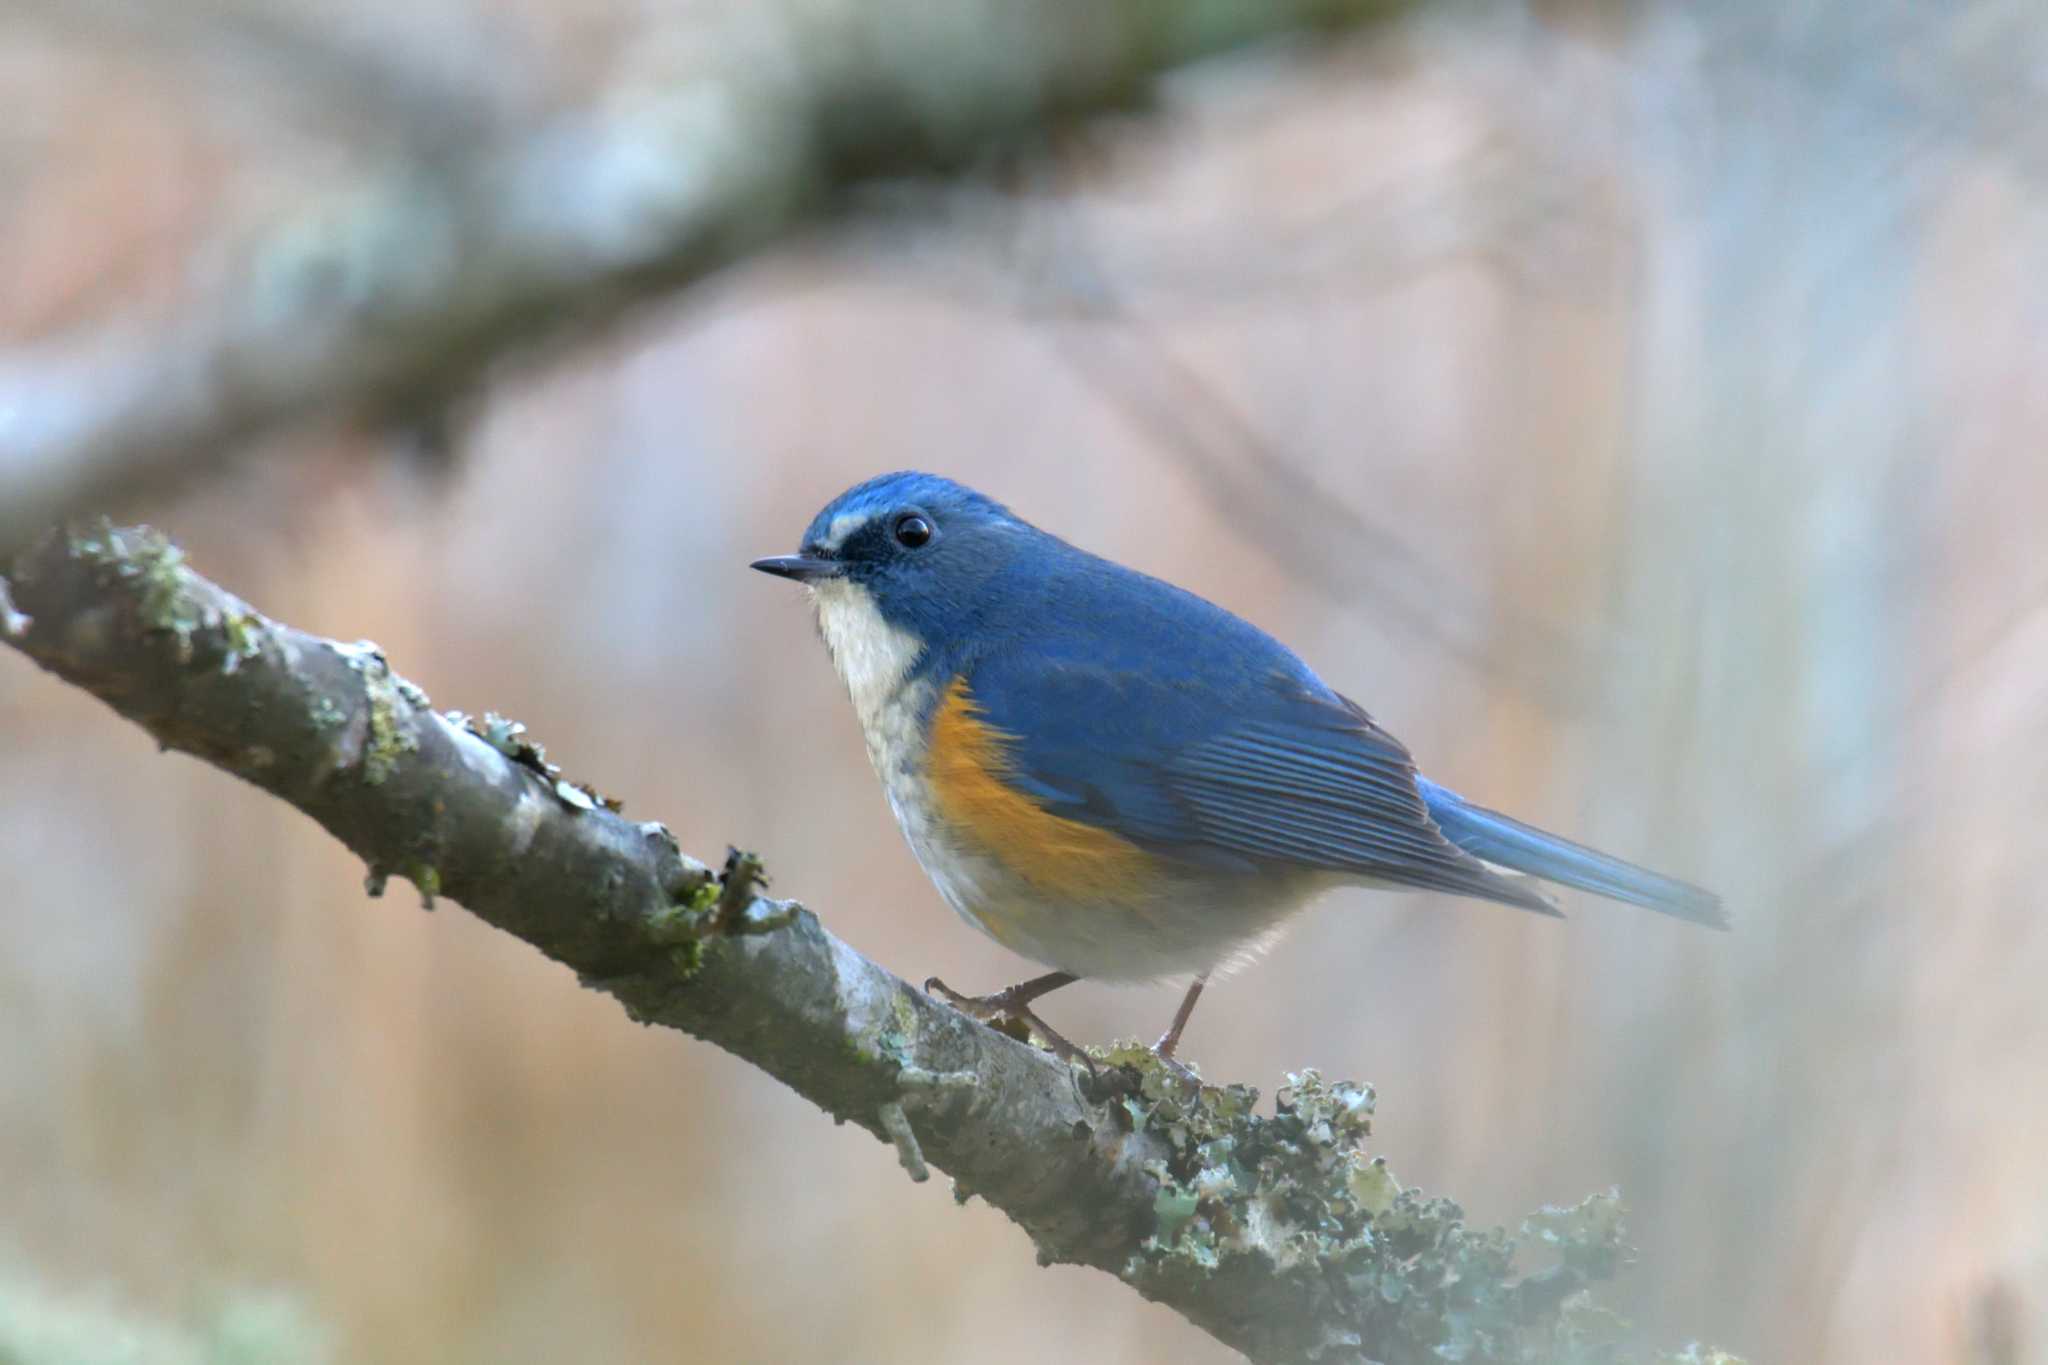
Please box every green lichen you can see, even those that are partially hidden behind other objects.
[1549,1294,1633,1362]
[124,532,203,648]
[646,875,720,940]
[363,688,414,784]
[711,849,801,934]
[71,524,260,671]
[217,608,265,674]
[886,991,921,1056]
[1090,1055,1710,1365]
[337,642,419,785]
[309,695,346,730]
[840,987,924,1074]
[638,851,803,982]
[408,863,442,910]
[447,709,622,811]
[643,873,722,977]
[716,848,766,920]
[464,710,555,774]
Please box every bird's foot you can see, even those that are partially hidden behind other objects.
[1149,1033,1204,1089]
[1145,972,1208,1086]
[924,976,1095,1073]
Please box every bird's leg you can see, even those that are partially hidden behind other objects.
[924,971,1090,1067]
[1154,972,1209,1063]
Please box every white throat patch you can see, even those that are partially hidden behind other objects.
[810,577,925,735]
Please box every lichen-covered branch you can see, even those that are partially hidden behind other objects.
[0,0,1412,560]
[0,528,1733,1365]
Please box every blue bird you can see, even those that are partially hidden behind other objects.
[754,472,1723,1065]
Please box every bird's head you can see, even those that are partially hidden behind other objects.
[752,472,1035,706]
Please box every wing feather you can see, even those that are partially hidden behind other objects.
[960,647,1556,915]
[1167,710,1557,912]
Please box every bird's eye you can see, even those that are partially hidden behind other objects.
[893,514,933,548]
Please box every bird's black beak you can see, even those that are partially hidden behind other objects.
[750,554,843,583]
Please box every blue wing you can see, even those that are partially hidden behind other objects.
[958,626,1557,915]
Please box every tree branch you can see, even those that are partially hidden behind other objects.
[1,527,1739,1364]
[0,0,1410,560]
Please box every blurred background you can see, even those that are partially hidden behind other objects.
[4,1,2047,1361]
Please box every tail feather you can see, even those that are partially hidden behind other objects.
[1418,779,1727,929]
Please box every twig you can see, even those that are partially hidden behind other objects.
[0,0,1418,559]
[877,1101,930,1183]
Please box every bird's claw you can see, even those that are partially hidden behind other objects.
[1148,1039,1203,1089]
[924,975,1096,1074]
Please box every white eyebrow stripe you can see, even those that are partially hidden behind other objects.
[817,511,873,553]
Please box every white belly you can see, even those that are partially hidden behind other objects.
[879,738,1328,980]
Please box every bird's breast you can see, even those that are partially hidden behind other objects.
[807,585,1323,977]
[921,677,1157,905]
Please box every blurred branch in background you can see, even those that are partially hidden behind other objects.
[0,0,1412,560]
[843,137,1615,323]
[0,528,1733,1365]
[0,1270,330,1365]
[7,0,524,149]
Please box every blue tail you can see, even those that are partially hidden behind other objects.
[1418,779,1727,929]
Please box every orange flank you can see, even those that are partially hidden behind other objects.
[926,677,1155,901]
